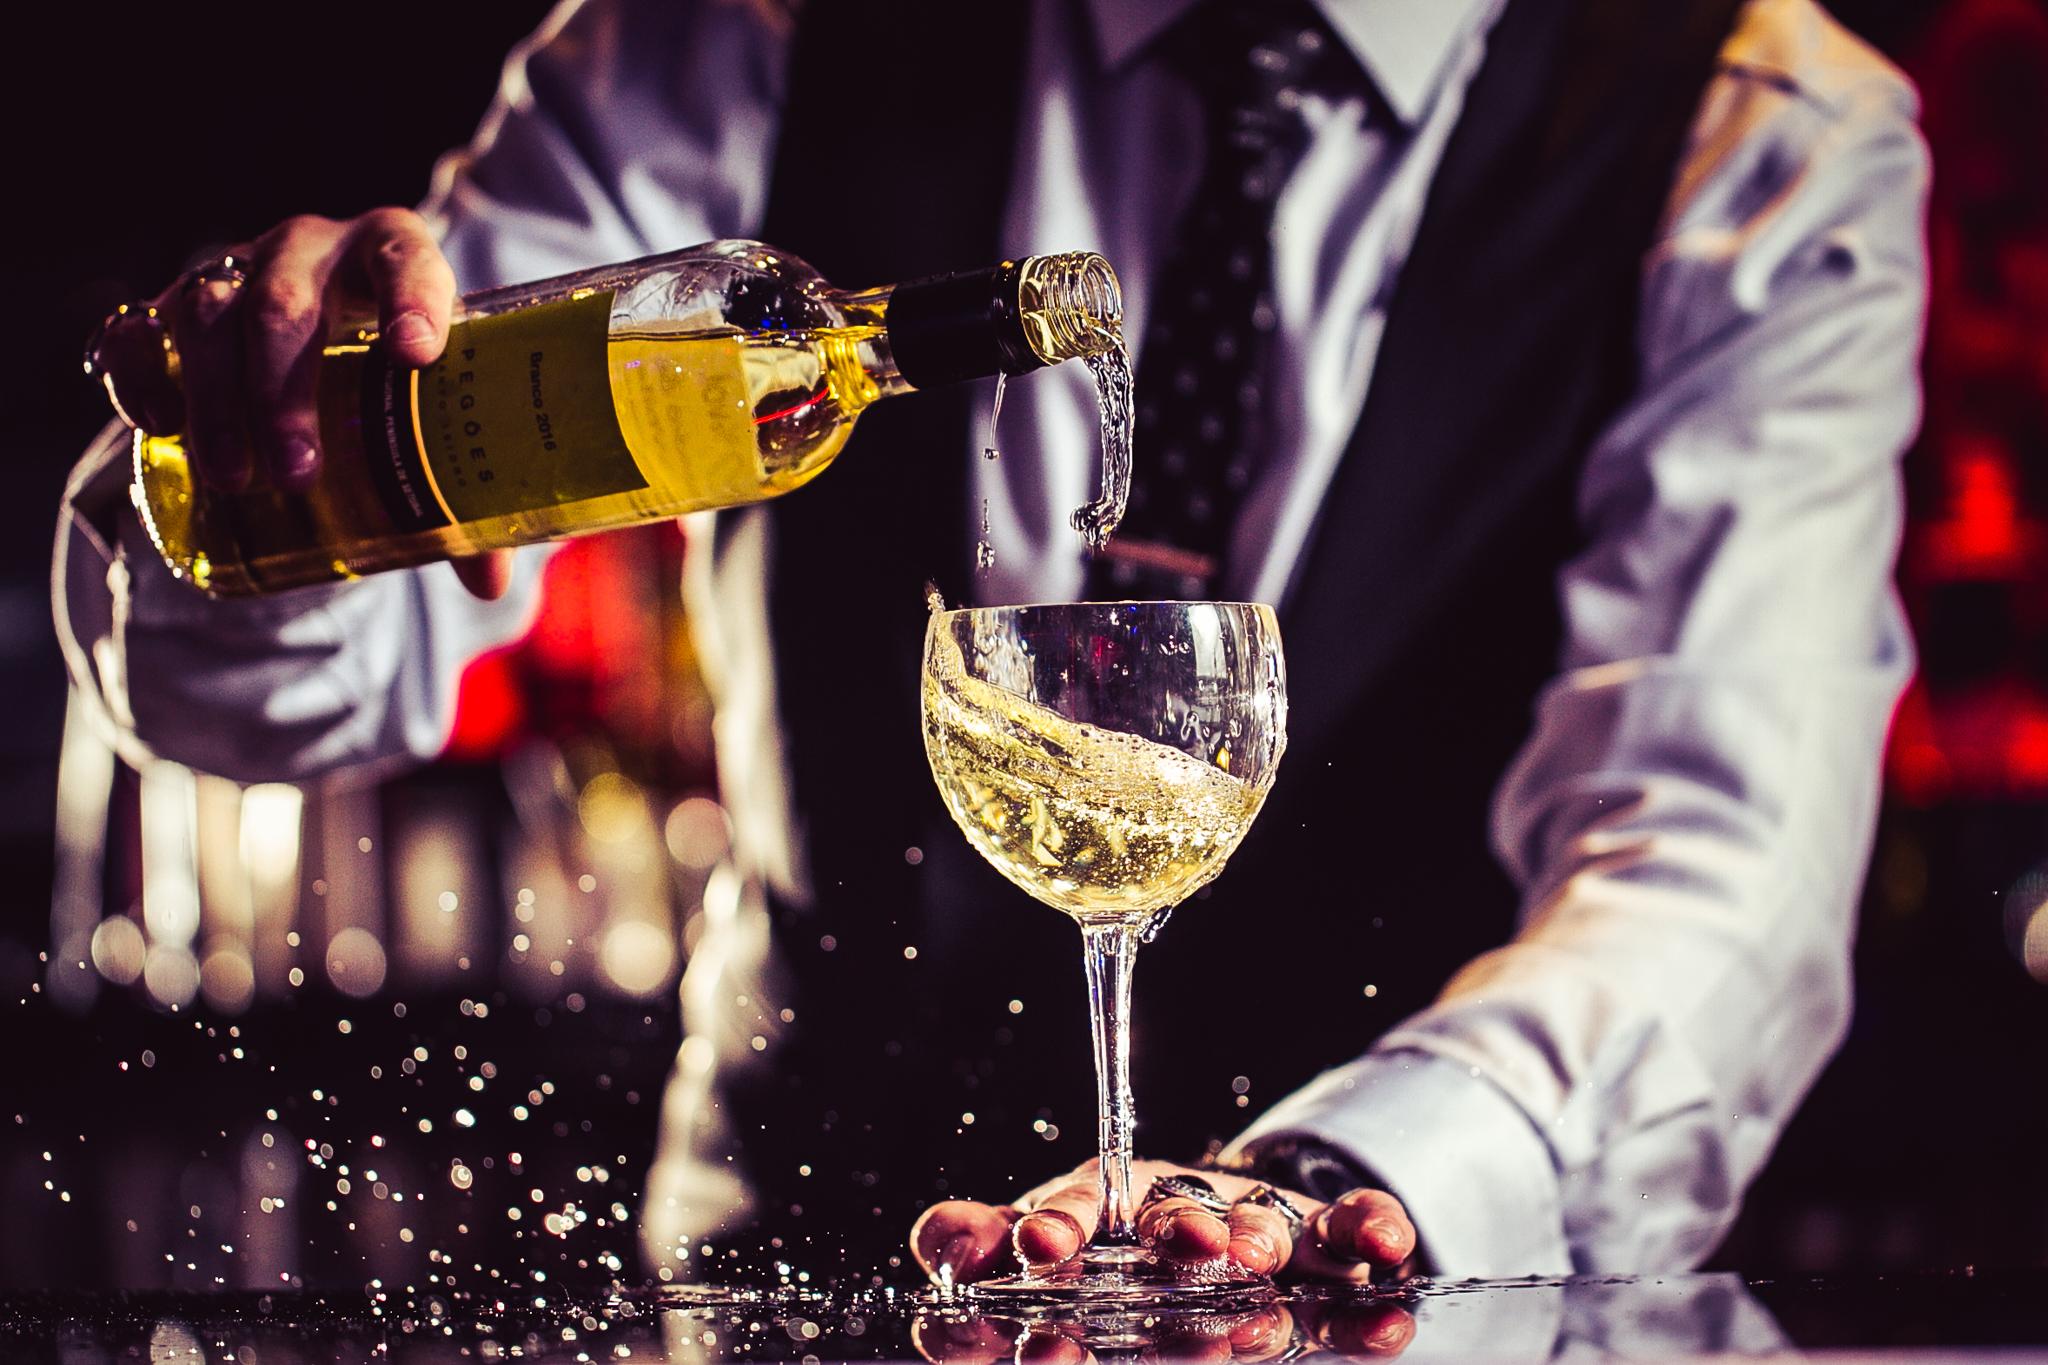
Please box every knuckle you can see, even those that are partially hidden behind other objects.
[360,211,441,271]
[265,213,339,249]
[374,242,454,299]
[359,205,425,235]
[1237,1205,1285,1237]
[168,286,225,343]
[371,232,423,270]
[247,278,320,342]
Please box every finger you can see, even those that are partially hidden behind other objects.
[1315,1189,1416,1268]
[1296,1302,1416,1358]
[1223,1203,1293,1277]
[168,268,254,490]
[1135,1197,1230,1263]
[350,208,456,368]
[1016,1325,1092,1365]
[911,1201,1017,1286]
[1014,1178,1099,1267]
[245,217,347,489]
[91,306,185,435]
[1145,1322,1235,1363]
[452,550,516,601]
[1225,1305,1296,1362]
[1287,1238,1378,1284]
[1009,1156,1104,1211]
[910,1312,1016,1364]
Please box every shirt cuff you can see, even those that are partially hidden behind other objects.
[1223,1048,1572,1278]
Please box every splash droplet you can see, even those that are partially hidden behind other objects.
[975,498,997,573]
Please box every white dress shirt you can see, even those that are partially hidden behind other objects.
[54,0,1928,1276]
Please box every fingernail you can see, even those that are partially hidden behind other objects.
[278,442,321,490]
[388,311,436,350]
[1155,1210,1226,1259]
[1229,1231,1277,1273]
[1015,1210,1081,1265]
[938,1231,977,1279]
[1369,1316,1415,1350]
[1366,1219,1403,1249]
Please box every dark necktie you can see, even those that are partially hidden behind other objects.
[1089,0,1358,601]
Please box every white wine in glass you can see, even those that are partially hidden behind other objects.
[921,600,1287,1303]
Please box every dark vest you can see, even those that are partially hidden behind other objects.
[726,0,1745,1275]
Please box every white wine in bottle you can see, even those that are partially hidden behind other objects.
[112,241,1124,595]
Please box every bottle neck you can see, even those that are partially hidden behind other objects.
[1014,253,1124,368]
[828,284,908,410]
[876,252,1124,391]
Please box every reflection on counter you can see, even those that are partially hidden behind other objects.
[10,1271,2048,1362]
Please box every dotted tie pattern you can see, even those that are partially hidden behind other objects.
[1088,0,1359,601]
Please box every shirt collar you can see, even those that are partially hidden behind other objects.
[1084,0,1492,127]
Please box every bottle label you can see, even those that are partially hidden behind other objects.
[363,290,644,531]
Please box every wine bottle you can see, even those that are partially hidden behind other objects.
[112,240,1123,595]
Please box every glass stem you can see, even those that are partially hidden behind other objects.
[1082,922,1142,1247]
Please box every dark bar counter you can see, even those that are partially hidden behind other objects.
[3,1269,2046,1362]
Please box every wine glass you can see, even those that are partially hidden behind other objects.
[920,600,1287,1303]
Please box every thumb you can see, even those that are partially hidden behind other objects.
[452,549,515,600]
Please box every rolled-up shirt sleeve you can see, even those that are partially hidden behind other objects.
[53,0,787,785]
[1230,21,1929,1275]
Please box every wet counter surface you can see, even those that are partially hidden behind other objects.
[3,1270,2046,1362]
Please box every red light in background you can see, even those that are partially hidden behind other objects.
[444,648,527,762]
[1913,434,2039,583]
[440,522,692,763]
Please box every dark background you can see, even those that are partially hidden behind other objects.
[5,0,2044,1291]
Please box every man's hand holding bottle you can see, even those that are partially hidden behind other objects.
[91,208,513,598]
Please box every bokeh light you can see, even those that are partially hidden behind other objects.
[600,919,677,998]
[325,926,389,998]
[2006,867,2048,984]
[88,916,144,986]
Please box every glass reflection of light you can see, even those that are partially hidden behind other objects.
[314,779,387,1002]
[139,764,201,972]
[49,688,117,1011]
[2026,912,2048,983]
[59,728,725,1017]
[2006,870,2048,984]
[602,918,678,998]
[198,949,255,1015]
[392,804,485,985]
[665,795,732,872]
[326,925,388,998]
[194,775,255,1014]
[141,943,199,1011]
[580,769,649,844]
[241,782,303,1004]
[89,915,145,986]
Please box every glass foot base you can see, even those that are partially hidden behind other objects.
[964,1247,1274,1308]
